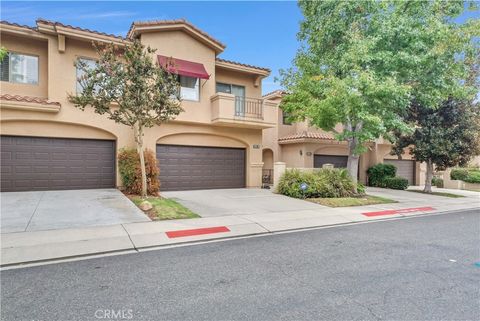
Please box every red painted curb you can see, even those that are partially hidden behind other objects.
[363,206,435,217]
[166,226,231,238]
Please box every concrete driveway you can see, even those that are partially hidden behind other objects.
[161,188,326,217]
[1,189,150,233]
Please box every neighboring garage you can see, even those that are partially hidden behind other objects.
[384,159,416,185]
[156,144,246,191]
[0,136,116,192]
[314,154,348,169]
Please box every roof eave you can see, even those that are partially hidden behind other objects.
[215,60,270,77]
[36,20,130,45]
[0,22,48,40]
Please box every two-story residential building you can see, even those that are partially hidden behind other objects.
[0,19,277,192]
[262,90,425,186]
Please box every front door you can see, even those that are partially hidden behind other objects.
[232,85,246,116]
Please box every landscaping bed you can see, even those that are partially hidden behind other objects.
[407,190,465,198]
[128,196,200,220]
[308,195,396,207]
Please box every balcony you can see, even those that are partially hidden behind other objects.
[210,93,276,129]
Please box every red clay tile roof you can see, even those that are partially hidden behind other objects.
[128,19,225,48]
[0,20,39,32]
[262,89,287,98]
[1,94,61,106]
[216,58,270,72]
[36,18,128,41]
[278,131,335,142]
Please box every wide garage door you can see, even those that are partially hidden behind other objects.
[156,144,246,191]
[1,136,115,192]
[314,154,348,168]
[384,159,415,185]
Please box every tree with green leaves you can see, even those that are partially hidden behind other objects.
[279,0,478,189]
[0,47,7,60]
[69,40,182,198]
[392,47,480,193]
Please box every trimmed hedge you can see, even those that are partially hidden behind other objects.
[450,169,469,181]
[432,177,444,188]
[451,168,480,184]
[118,148,160,195]
[367,164,396,187]
[367,163,409,190]
[277,168,357,199]
[383,177,409,190]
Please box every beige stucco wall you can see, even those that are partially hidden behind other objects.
[0,34,48,98]
[0,27,267,189]
[215,68,261,98]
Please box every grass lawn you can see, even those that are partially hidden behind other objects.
[308,195,397,207]
[407,190,465,198]
[130,196,200,220]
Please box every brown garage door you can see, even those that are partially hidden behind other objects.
[1,136,115,192]
[156,144,246,191]
[384,159,415,185]
[314,154,348,168]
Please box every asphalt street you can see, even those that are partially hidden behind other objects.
[1,210,479,321]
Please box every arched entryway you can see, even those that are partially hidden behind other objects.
[262,148,274,186]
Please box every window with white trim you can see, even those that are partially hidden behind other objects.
[0,52,39,84]
[76,58,97,93]
[179,75,199,101]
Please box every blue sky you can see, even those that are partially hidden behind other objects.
[1,1,303,94]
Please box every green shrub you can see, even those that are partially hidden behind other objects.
[367,163,396,187]
[464,171,480,184]
[450,168,480,184]
[357,183,366,194]
[277,168,356,199]
[383,177,409,190]
[118,148,160,195]
[450,168,469,181]
[432,177,444,188]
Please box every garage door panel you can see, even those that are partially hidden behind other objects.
[383,159,415,185]
[314,155,348,169]
[157,144,245,191]
[0,136,115,192]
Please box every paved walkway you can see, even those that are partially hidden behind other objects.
[0,189,150,233]
[1,187,479,267]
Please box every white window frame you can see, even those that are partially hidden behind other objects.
[0,51,39,85]
[179,75,200,102]
[76,57,98,94]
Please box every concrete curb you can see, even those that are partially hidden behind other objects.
[2,206,478,269]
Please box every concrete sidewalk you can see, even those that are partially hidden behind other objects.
[2,187,479,267]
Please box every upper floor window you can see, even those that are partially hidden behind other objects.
[0,52,39,85]
[282,110,292,125]
[76,58,97,93]
[216,82,245,98]
[179,75,199,101]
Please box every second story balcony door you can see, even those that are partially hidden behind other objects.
[232,85,246,117]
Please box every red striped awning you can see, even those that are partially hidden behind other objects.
[157,55,210,79]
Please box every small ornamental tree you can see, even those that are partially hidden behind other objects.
[279,1,478,189]
[392,43,480,193]
[392,98,480,193]
[69,40,182,198]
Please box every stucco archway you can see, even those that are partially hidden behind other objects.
[0,119,117,140]
[262,148,274,170]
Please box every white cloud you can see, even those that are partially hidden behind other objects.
[75,11,135,19]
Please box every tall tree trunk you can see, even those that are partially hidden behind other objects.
[345,121,362,193]
[424,159,434,193]
[347,141,360,188]
[134,123,148,199]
